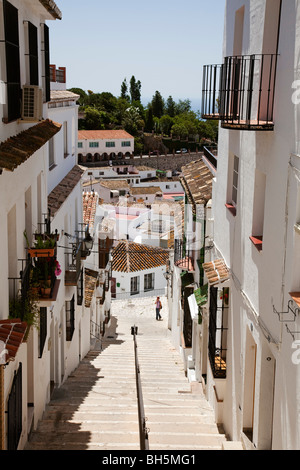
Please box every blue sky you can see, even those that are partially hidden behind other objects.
[49,0,225,110]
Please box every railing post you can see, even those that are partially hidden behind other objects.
[132,326,149,450]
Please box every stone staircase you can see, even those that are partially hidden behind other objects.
[26,296,227,451]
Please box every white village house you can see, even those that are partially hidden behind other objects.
[197,0,300,450]
[77,129,134,164]
[0,0,96,450]
[111,241,169,300]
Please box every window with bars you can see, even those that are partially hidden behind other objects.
[66,295,75,341]
[77,268,83,306]
[232,155,239,207]
[39,307,47,358]
[3,0,21,122]
[7,363,22,450]
[208,286,229,379]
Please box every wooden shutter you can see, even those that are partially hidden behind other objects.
[43,24,50,102]
[28,22,38,86]
[3,0,21,121]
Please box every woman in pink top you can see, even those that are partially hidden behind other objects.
[155,297,162,320]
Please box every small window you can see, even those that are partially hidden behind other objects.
[78,142,83,148]
[131,276,140,295]
[106,141,115,148]
[89,142,99,148]
[49,137,55,168]
[66,295,75,341]
[144,273,154,291]
[232,155,239,206]
[63,121,68,156]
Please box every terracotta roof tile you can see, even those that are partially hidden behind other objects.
[203,259,229,285]
[130,186,161,195]
[112,241,169,273]
[50,90,80,102]
[48,165,85,216]
[180,159,213,210]
[83,191,98,230]
[0,319,28,363]
[84,269,98,308]
[0,120,62,172]
[100,180,130,190]
[78,130,134,141]
[175,256,194,271]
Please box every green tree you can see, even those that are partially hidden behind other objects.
[120,78,130,101]
[122,106,144,136]
[151,91,164,118]
[171,122,188,139]
[166,96,176,117]
[175,99,191,115]
[84,107,107,130]
[160,115,174,135]
[145,106,154,132]
[130,76,141,103]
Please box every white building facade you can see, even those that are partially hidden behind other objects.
[78,129,134,163]
[202,0,300,450]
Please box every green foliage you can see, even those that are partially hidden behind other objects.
[74,79,218,150]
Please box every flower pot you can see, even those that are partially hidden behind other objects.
[28,248,55,258]
[41,287,51,298]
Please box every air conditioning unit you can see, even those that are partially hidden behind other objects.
[21,85,43,122]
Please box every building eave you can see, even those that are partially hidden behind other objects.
[39,0,62,20]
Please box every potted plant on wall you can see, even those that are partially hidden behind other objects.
[28,235,56,258]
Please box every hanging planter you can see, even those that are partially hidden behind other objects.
[28,248,55,258]
[28,234,56,258]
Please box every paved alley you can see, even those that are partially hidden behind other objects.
[26,295,227,451]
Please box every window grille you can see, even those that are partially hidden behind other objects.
[7,363,22,450]
[208,286,229,378]
[66,295,75,341]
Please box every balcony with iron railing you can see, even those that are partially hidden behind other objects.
[202,54,278,131]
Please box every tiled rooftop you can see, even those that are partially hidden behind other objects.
[0,319,28,363]
[0,120,62,172]
[203,259,229,285]
[100,180,130,190]
[180,158,213,210]
[78,130,134,141]
[48,165,85,217]
[175,256,194,272]
[84,269,99,308]
[50,90,80,103]
[130,186,161,195]
[83,191,98,230]
[112,241,169,273]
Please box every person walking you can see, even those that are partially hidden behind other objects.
[155,296,162,320]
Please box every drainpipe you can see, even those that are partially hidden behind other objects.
[0,365,4,450]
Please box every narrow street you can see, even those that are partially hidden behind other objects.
[26,296,227,451]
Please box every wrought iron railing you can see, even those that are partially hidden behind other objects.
[202,54,278,130]
[203,146,218,171]
[208,286,228,379]
[201,64,223,119]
